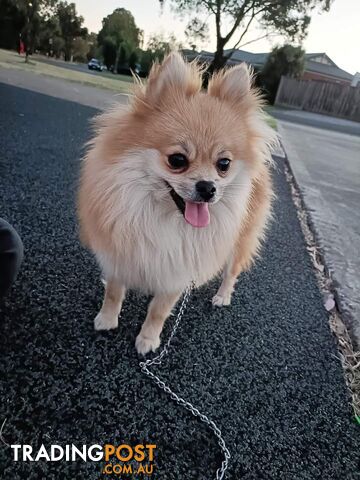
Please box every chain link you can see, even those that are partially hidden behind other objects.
[139,282,231,480]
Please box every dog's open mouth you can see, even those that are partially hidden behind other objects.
[169,187,185,215]
[166,183,210,228]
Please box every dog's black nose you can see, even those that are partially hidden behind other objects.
[196,181,216,201]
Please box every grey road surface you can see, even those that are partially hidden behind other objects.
[0,82,359,479]
[35,55,102,75]
[0,66,127,110]
[34,55,134,82]
[278,119,360,343]
[272,107,360,136]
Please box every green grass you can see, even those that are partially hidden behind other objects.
[0,49,134,94]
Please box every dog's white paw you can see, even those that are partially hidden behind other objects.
[212,292,232,307]
[94,311,118,331]
[135,333,160,356]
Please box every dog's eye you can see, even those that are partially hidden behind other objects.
[168,153,188,171]
[217,158,231,173]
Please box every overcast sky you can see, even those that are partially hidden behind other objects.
[73,0,360,74]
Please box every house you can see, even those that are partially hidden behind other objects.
[184,49,354,85]
[302,53,353,85]
[351,72,360,87]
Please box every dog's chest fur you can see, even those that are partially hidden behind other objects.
[97,159,252,294]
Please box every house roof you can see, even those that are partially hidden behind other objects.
[223,49,268,67]
[194,49,268,67]
[180,48,198,57]
[304,59,353,81]
[304,53,338,67]
[186,49,353,82]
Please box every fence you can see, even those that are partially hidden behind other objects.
[275,76,360,122]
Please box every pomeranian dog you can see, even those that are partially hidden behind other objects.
[78,52,276,355]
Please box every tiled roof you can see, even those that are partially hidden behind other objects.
[187,49,353,82]
[305,53,338,67]
[195,49,268,67]
[305,60,353,81]
[224,49,268,66]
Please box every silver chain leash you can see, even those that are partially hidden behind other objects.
[139,281,231,480]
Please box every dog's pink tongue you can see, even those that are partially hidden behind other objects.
[184,202,210,228]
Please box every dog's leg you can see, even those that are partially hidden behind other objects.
[212,255,240,307]
[213,171,273,307]
[94,279,126,330]
[212,232,265,307]
[135,292,181,355]
[212,239,259,307]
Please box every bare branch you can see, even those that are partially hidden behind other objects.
[215,0,222,42]
[223,0,256,44]
[203,0,217,15]
[237,32,277,49]
[224,3,271,59]
[231,12,255,48]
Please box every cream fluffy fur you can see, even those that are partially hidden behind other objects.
[78,52,277,355]
[93,149,252,293]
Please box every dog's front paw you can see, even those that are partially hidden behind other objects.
[212,292,232,307]
[135,333,160,356]
[94,311,118,331]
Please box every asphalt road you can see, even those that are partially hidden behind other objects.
[35,55,102,75]
[272,107,360,137]
[34,55,134,82]
[278,120,360,344]
[0,66,127,110]
[0,82,359,479]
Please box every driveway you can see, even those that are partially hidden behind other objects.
[277,114,360,342]
[0,79,359,479]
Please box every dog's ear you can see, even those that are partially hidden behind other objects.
[208,63,252,103]
[145,52,202,102]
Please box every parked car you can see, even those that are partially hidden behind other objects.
[88,58,104,72]
[117,62,142,76]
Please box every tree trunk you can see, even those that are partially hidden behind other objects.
[114,45,121,74]
[23,24,30,63]
[203,40,227,87]
[210,48,228,72]
[64,44,71,62]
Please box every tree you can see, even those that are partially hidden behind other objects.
[72,36,88,62]
[0,0,27,50]
[184,17,209,51]
[50,34,64,57]
[102,36,117,70]
[118,43,128,66]
[37,14,62,56]
[15,0,58,62]
[140,33,183,75]
[97,8,142,71]
[56,1,87,61]
[0,0,90,62]
[160,0,332,72]
[128,50,138,71]
[86,31,98,61]
[72,31,100,62]
[260,44,305,103]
